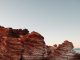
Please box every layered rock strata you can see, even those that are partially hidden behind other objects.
[0,26,47,60]
[0,26,74,60]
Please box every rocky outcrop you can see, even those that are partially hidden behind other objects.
[22,31,47,60]
[0,26,75,60]
[56,40,74,55]
[0,26,47,60]
[47,40,74,60]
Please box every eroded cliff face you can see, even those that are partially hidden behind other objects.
[47,40,74,60]
[22,32,47,60]
[0,26,47,60]
[0,26,74,60]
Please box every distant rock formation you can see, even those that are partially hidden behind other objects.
[56,40,74,55]
[0,26,75,60]
[47,40,74,60]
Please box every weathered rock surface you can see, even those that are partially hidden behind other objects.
[47,40,74,60]
[0,26,46,60]
[22,31,47,60]
[0,26,75,60]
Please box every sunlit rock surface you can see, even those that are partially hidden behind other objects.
[22,31,47,60]
[0,26,75,60]
[0,26,47,60]
[47,40,74,60]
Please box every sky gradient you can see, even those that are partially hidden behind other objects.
[0,0,80,48]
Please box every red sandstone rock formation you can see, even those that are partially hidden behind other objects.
[47,40,74,60]
[0,26,74,60]
[0,26,47,60]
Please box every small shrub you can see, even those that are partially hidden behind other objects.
[8,29,19,38]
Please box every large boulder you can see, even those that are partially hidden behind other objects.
[22,31,47,60]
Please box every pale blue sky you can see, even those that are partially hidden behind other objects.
[0,0,80,48]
